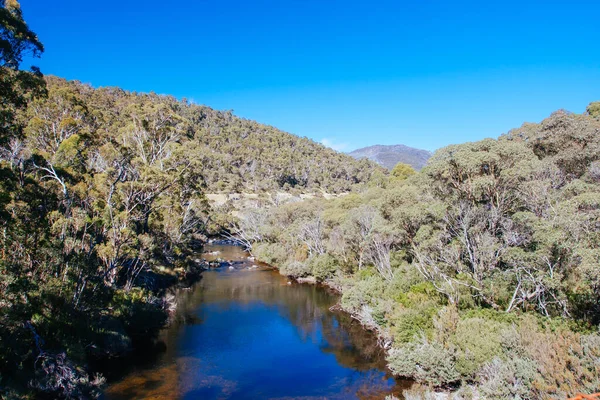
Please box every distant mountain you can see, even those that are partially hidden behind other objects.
[348,144,432,170]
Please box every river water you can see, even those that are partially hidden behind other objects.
[103,244,408,399]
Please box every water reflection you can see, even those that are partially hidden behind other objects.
[104,245,408,399]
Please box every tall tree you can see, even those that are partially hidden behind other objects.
[0,0,45,144]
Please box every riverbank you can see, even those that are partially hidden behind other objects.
[86,251,209,372]
[103,244,407,399]
[250,250,476,400]
[101,239,467,399]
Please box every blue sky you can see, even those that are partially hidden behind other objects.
[20,0,600,152]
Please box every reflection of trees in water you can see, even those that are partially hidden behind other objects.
[180,265,389,374]
[103,361,180,400]
[106,246,408,399]
[320,311,387,371]
[104,357,240,400]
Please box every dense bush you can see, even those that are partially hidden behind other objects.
[308,254,338,281]
[477,356,538,400]
[252,242,288,266]
[387,337,460,386]
[586,101,600,118]
[451,318,505,377]
[280,260,311,278]
[241,102,600,396]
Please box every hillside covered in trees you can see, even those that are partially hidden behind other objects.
[36,77,382,194]
[239,104,600,398]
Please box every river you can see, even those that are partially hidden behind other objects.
[103,244,409,399]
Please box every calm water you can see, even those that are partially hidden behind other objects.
[103,245,408,399]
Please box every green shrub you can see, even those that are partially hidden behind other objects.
[394,281,440,307]
[340,286,364,313]
[433,305,459,346]
[386,263,426,296]
[462,308,519,324]
[279,260,311,278]
[356,266,377,280]
[387,337,460,386]
[340,274,387,309]
[389,306,437,343]
[586,101,600,118]
[391,162,416,181]
[253,242,289,266]
[110,289,168,338]
[308,254,339,281]
[451,317,506,377]
[477,356,538,400]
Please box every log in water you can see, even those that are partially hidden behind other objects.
[103,244,409,399]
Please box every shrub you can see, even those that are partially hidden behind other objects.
[279,260,311,278]
[308,254,338,281]
[394,281,440,307]
[340,274,387,313]
[253,242,288,266]
[391,162,416,181]
[477,356,537,400]
[389,305,437,344]
[386,263,426,297]
[30,352,106,399]
[433,305,459,346]
[586,101,600,118]
[356,266,377,280]
[387,337,460,386]
[461,308,519,325]
[402,385,469,400]
[340,286,364,314]
[451,317,506,377]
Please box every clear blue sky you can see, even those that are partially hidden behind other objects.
[20,0,600,152]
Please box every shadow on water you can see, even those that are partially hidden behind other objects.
[102,245,411,399]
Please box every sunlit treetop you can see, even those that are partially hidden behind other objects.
[0,0,43,69]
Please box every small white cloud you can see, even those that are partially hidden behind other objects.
[320,138,349,152]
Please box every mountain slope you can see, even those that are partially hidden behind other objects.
[349,144,431,170]
[35,77,383,193]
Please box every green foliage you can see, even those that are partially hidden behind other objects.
[340,273,387,312]
[0,67,383,397]
[252,242,288,266]
[308,253,338,281]
[1,2,600,397]
[586,101,600,118]
[451,318,505,377]
[390,162,416,181]
[387,337,461,386]
[280,260,311,278]
[461,307,519,324]
[389,305,437,344]
[0,0,45,144]
[244,103,600,396]
[477,356,538,400]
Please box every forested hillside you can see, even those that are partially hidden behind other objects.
[0,27,207,400]
[240,105,600,398]
[35,77,381,194]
